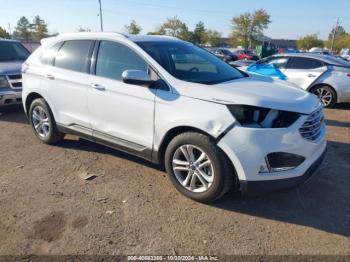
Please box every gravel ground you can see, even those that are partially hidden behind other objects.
[0,104,349,256]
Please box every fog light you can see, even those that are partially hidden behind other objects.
[259,152,305,174]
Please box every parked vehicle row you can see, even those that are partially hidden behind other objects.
[21,33,327,202]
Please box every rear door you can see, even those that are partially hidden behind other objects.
[283,57,327,89]
[44,40,94,132]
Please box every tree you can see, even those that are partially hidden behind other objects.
[328,25,346,41]
[157,16,191,41]
[231,9,271,49]
[77,27,91,32]
[297,34,324,50]
[193,21,207,45]
[13,16,32,41]
[125,20,142,35]
[204,30,222,47]
[0,27,10,39]
[31,15,48,41]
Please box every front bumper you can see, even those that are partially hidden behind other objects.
[240,147,326,195]
[0,90,22,106]
[217,114,327,193]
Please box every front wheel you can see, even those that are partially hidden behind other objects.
[311,85,336,108]
[164,132,236,203]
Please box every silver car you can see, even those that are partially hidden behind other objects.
[0,39,29,106]
[259,53,350,107]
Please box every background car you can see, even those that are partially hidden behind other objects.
[0,39,29,106]
[340,48,350,61]
[210,48,238,63]
[234,49,259,60]
[254,53,350,107]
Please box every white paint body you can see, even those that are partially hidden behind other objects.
[22,33,326,184]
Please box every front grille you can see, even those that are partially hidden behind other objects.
[7,74,22,89]
[299,106,324,141]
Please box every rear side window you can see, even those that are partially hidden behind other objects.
[40,42,62,65]
[54,40,93,73]
[287,57,324,69]
[95,41,147,81]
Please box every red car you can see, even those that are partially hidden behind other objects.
[234,50,259,61]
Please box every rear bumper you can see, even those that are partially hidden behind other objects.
[0,91,22,106]
[240,147,326,195]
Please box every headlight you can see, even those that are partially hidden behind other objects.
[0,75,10,88]
[227,105,300,128]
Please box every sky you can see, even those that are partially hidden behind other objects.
[0,0,349,40]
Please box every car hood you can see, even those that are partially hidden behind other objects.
[177,75,319,114]
[0,62,23,75]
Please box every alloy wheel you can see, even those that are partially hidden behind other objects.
[313,87,333,107]
[31,106,51,138]
[172,145,214,193]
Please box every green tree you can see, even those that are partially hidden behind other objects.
[231,9,271,49]
[0,26,11,39]
[157,16,191,40]
[328,25,346,41]
[204,30,222,47]
[31,15,48,41]
[193,21,207,45]
[125,20,142,35]
[297,34,324,50]
[13,16,32,41]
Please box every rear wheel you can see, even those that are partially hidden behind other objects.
[311,85,336,108]
[29,98,64,144]
[164,132,236,203]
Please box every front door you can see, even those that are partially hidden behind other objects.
[282,57,327,89]
[88,40,156,156]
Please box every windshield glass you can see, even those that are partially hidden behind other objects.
[136,41,244,85]
[0,41,30,62]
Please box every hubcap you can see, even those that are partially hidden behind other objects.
[32,106,50,138]
[172,145,214,193]
[314,88,333,107]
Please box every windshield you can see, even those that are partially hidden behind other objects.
[136,41,244,85]
[0,41,30,62]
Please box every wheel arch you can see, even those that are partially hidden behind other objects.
[24,92,44,116]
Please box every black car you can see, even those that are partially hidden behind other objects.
[211,48,238,63]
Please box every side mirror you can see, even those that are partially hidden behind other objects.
[122,70,152,87]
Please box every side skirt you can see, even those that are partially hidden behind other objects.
[57,123,156,163]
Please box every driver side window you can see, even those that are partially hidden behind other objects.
[95,41,147,81]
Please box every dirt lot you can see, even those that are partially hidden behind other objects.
[0,104,349,256]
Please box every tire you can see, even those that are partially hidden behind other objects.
[164,132,236,203]
[29,98,64,144]
[310,85,337,108]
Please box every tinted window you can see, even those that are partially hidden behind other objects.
[96,41,147,81]
[287,57,324,69]
[0,41,30,62]
[40,42,63,65]
[54,40,93,73]
[136,41,244,85]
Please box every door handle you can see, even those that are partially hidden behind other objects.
[308,74,316,78]
[91,83,106,91]
[46,74,55,80]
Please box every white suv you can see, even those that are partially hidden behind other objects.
[22,33,327,202]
